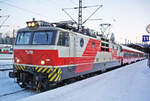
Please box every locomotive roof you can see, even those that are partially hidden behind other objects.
[17,26,59,32]
[17,26,102,40]
[121,45,144,54]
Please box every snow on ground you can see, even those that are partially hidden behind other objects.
[0,60,13,65]
[0,70,36,101]
[0,54,13,60]
[0,54,13,69]
[0,60,13,69]
[20,59,150,101]
[0,60,37,101]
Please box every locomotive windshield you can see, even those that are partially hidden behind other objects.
[32,32,53,45]
[16,31,57,45]
[16,32,32,45]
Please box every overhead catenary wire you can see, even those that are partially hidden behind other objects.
[63,5,102,10]
[82,5,103,24]
[62,8,77,24]
[0,2,47,18]
[62,1,103,32]
[0,15,9,29]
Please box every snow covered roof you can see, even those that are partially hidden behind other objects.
[121,45,144,54]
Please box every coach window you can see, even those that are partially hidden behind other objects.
[57,32,69,47]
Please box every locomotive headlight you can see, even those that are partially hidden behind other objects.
[41,60,45,65]
[27,22,32,27]
[26,21,38,28]
[16,59,20,63]
[31,22,35,27]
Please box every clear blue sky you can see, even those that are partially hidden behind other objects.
[0,0,150,44]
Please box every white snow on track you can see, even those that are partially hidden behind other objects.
[0,60,37,101]
[20,60,150,101]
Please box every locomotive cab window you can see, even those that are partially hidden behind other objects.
[16,31,57,45]
[57,32,69,47]
[16,32,32,45]
[32,31,55,45]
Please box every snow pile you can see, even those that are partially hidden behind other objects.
[20,60,150,101]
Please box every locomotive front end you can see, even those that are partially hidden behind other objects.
[9,20,62,91]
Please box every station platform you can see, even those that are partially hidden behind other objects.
[19,59,150,101]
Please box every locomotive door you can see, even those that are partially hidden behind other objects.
[69,34,76,64]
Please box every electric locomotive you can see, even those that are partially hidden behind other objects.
[9,19,124,91]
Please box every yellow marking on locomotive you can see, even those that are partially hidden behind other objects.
[35,66,38,70]
[24,66,27,69]
[54,68,62,82]
[47,68,52,73]
[58,68,61,74]
[42,67,48,73]
[20,65,24,71]
[17,65,21,71]
[48,68,56,78]
[55,75,60,82]
[36,82,41,92]
[14,65,18,70]
[37,67,43,72]
[58,76,61,81]
[22,65,25,70]
[49,73,57,82]
[23,65,26,69]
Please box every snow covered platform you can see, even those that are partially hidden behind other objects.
[0,60,13,69]
[0,54,13,69]
[0,54,13,60]
[20,59,150,101]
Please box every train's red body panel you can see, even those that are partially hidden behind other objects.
[14,37,123,74]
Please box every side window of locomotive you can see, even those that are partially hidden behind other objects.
[120,46,122,52]
[57,32,69,47]
[80,38,84,47]
[112,46,114,51]
[16,32,32,45]
[92,40,95,48]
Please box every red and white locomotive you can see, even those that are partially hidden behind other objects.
[9,20,145,91]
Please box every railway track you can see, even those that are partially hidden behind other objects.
[0,68,13,71]
[0,64,13,71]
[0,89,25,98]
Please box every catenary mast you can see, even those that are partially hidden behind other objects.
[78,0,82,32]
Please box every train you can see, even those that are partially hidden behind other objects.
[0,45,13,54]
[9,20,145,92]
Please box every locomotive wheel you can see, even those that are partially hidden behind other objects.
[21,84,25,88]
